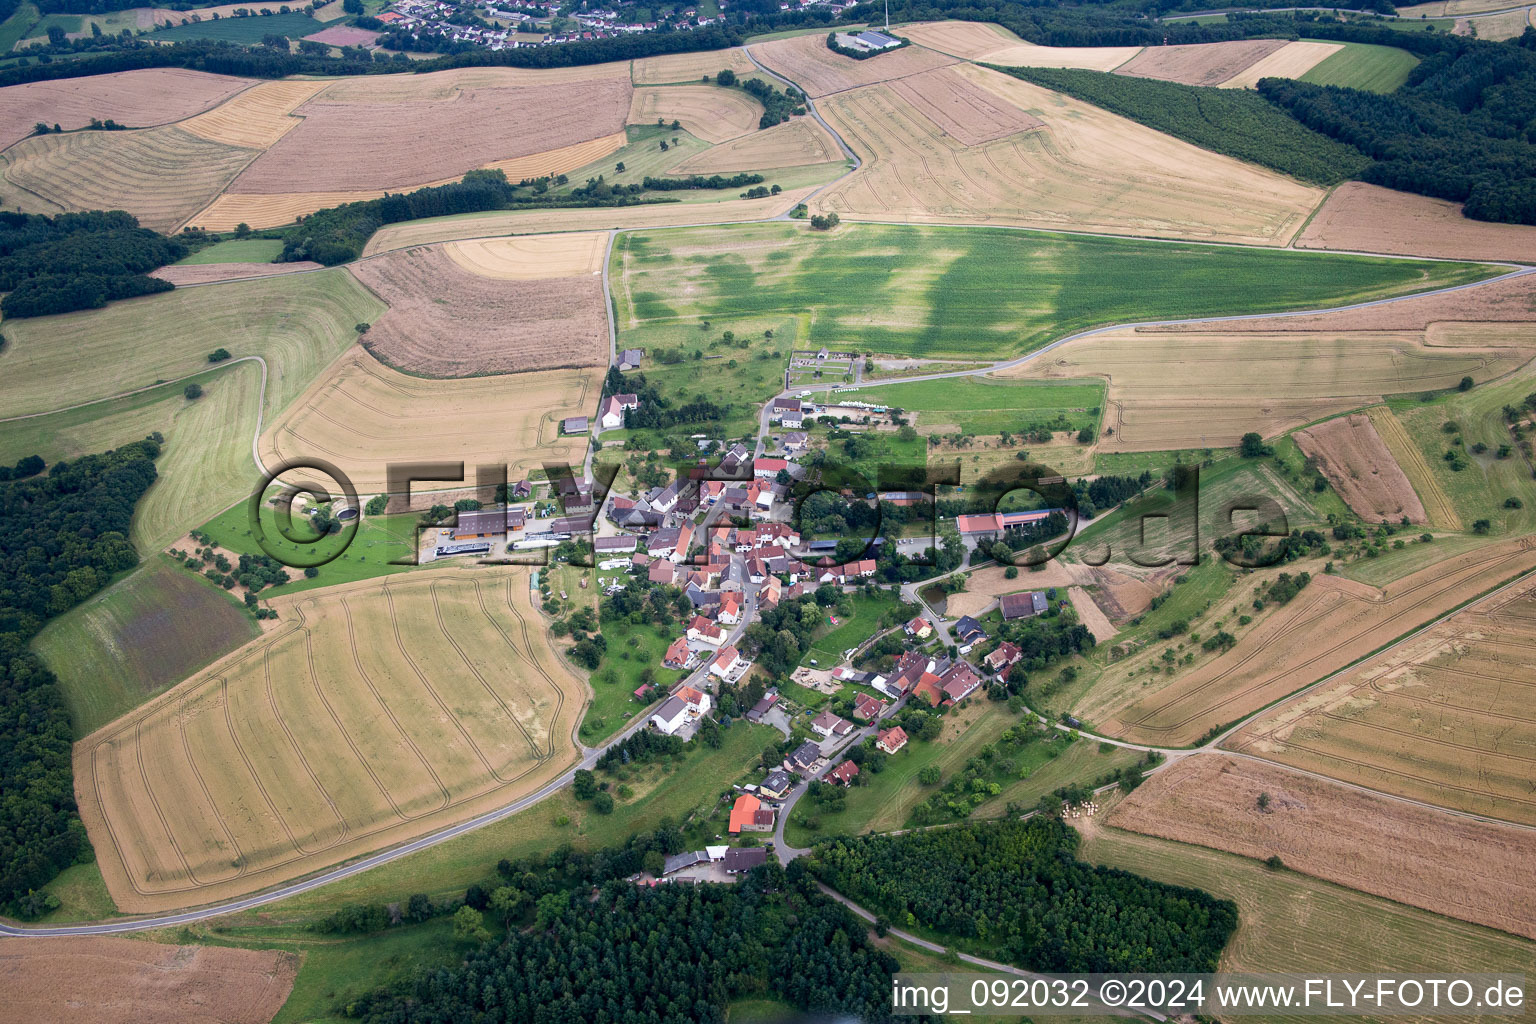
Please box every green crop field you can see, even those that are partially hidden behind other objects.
[840,377,1105,435]
[31,557,257,736]
[612,222,1495,361]
[0,361,264,551]
[1299,40,1420,93]
[1083,825,1536,1024]
[1388,364,1536,536]
[148,11,324,43]
[177,238,285,264]
[0,3,39,51]
[196,502,420,596]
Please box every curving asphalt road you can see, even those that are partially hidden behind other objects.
[6,39,1536,939]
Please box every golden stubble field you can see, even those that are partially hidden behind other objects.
[747,31,960,97]
[813,63,1323,245]
[627,84,763,143]
[901,20,1142,69]
[0,68,250,150]
[1111,754,1536,939]
[74,566,584,913]
[1000,322,1536,452]
[669,117,843,172]
[1086,536,1536,746]
[1229,572,1536,827]
[260,347,596,493]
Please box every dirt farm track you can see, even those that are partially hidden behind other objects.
[74,566,583,914]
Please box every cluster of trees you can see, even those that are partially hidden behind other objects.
[809,212,842,230]
[0,454,45,483]
[0,210,182,318]
[1005,66,1370,187]
[604,367,730,431]
[810,817,1237,973]
[641,172,766,191]
[594,729,686,772]
[1256,569,1311,609]
[1260,36,1536,224]
[0,440,162,914]
[738,75,806,128]
[740,592,842,675]
[1073,471,1154,519]
[348,865,909,1023]
[826,30,911,59]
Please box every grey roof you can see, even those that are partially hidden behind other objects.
[788,740,822,769]
[595,535,637,551]
[723,847,768,873]
[653,695,688,722]
[856,29,899,46]
[761,769,792,792]
[954,615,987,641]
[662,850,710,874]
[562,416,588,433]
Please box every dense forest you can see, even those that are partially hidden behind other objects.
[347,863,918,1024]
[0,440,162,915]
[811,817,1237,973]
[0,210,181,318]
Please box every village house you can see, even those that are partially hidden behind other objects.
[955,509,1062,543]
[939,661,983,704]
[450,508,507,541]
[599,393,639,429]
[753,457,788,479]
[746,690,781,724]
[687,614,725,646]
[785,740,822,774]
[728,793,775,833]
[876,726,909,755]
[984,640,1023,675]
[662,635,691,670]
[758,768,793,799]
[905,616,933,639]
[648,560,679,585]
[769,396,805,427]
[852,692,886,722]
[716,591,742,624]
[911,671,945,708]
[662,850,710,875]
[953,615,988,647]
[1000,591,1049,621]
[810,709,853,740]
[650,685,710,735]
[709,645,745,679]
[827,759,860,786]
[723,846,768,874]
[618,348,644,371]
[594,534,637,555]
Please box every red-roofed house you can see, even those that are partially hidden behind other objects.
[940,662,982,703]
[911,672,945,708]
[876,726,908,755]
[827,759,860,787]
[662,636,691,670]
[984,640,1023,675]
[905,616,932,639]
[852,692,886,722]
[728,793,774,833]
[687,615,725,646]
[710,645,744,679]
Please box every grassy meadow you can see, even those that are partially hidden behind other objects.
[611,221,1496,361]
[841,376,1106,435]
[1298,39,1420,93]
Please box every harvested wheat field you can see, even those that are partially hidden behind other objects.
[179,79,330,149]
[627,85,762,143]
[1298,183,1536,261]
[670,117,843,173]
[1068,586,1119,642]
[0,69,250,150]
[261,348,594,496]
[304,23,381,46]
[189,190,388,232]
[75,566,584,913]
[443,231,608,279]
[1218,40,1343,88]
[887,66,1043,145]
[632,46,758,85]
[151,261,323,286]
[0,126,255,232]
[1089,536,1536,746]
[1230,570,1536,827]
[362,184,817,255]
[814,65,1322,245]
[901,21,1141,69]
[1112,754,1536,938]
[1001,320,1536,451]
[485,130,626,182]
[1114,39,1288,87]
[1296,414,1428,524]
[350,244,608,375]
[227,73,631,194]
[747,32,959,98]
[0,935,299,1024]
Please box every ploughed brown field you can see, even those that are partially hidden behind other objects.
[0,69,250,150]
[1296,413,1428,524]
[1229,571,1536,827]
[1113,39,1288,86]
[1297,182,1536,262]
[747,31,960,98]
[228,76,631,194]
[0,934,298,1024]
[1111,754,1536,939]
[1088,536,1536,746]
[349,244,609,376]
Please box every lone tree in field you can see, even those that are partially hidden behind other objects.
[1256,791,1271,812]
[184,383,203,400]
[1239,432,1269,457]
[1459,376,1474,391]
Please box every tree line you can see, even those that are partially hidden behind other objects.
[810,817,1238,973]
[0,440,162,916]
[0,210,182,318]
